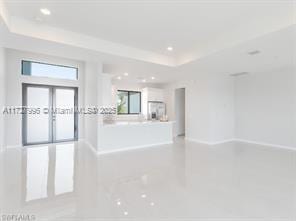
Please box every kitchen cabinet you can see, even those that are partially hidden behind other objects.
[142,87,164,102]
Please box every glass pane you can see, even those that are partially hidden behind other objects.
[22,61,77,80]
[117,91,128,114]
[55,89,75,141]
[27,87,50,144]
[26,147,49,202]
[55,144,74,195]
[129,92,141,114]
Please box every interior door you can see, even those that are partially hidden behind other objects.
[23,84,78,145]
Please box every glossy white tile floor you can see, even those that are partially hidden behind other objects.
[0,139,295,221]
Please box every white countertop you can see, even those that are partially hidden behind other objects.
[102,120,174,127]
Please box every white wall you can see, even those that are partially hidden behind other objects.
[0,47,5,150]
[235,68,296,148]
[100,74,112,107]
[84,62,102,150]
[209,75,235,142]
[164,74,235,143]
[164,78,209,141]
[165,67,295,148]
[174,88,185,136]
[5,49,85,147]
[165,77,210,141]
[112,81,164,94]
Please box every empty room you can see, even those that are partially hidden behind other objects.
[0,0,295,220]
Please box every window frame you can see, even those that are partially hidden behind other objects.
[117,90,141,115]
[21,60,79,80]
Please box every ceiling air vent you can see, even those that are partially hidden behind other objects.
[247,50,260,55]
[230,72,249,77]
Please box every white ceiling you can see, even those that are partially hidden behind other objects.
[106,25,296,82]
[0,0,295,84]
[4,0,295,65]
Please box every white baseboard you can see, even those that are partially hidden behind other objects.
[185,137,211,145]
[185,137,296,151]
[79,139,98,155]
[185,137,235,145]
[96,141,173,155]
[234,139,296,151]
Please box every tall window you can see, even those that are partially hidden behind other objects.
[117,90,141,114]
[22,60,78,80]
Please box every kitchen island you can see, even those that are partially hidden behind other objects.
[97,121,174,154]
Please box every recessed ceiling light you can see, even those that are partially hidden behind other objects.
[248,50,260,55]
[141,194,147,198]
[117,201,121,206]
[167,46,173,51]
[40,8,51,15]
[142,79,146,83]
[117,76,122,80]
[150,202,155,206]
[124,72,129,76]
[124,211,128,216]
[151,76,155,80]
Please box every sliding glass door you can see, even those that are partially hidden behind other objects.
[22,84,78,145]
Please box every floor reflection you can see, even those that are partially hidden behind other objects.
[55,144,75,195]
[0,139,295,220]
[25,146,49,202]
[20,143,76,211]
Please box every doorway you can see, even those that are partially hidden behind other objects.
[22,84,78,145]
[174,88,185,137]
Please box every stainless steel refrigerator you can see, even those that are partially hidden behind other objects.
[147,102,166,120]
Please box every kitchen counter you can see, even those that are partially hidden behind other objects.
[102,120,173,127]
[97,120,174,154]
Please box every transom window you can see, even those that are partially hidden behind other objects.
[22,60,78,80]
[117,90,141,114]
